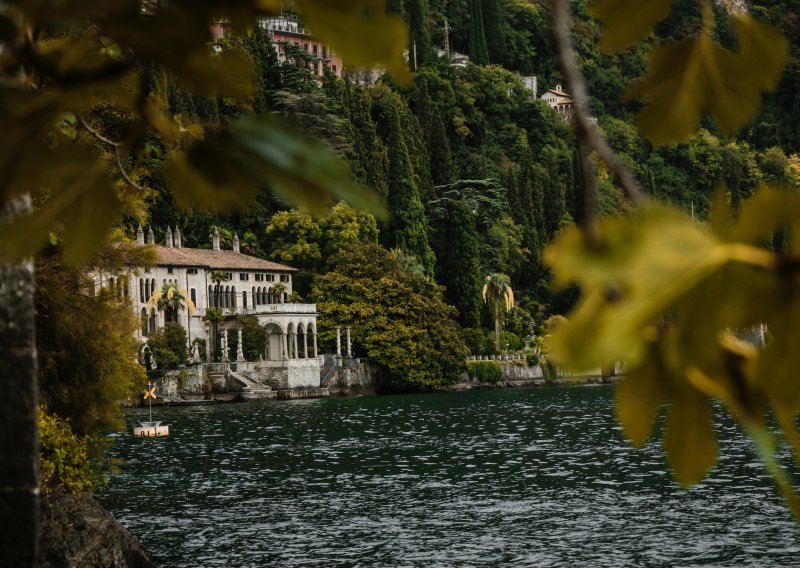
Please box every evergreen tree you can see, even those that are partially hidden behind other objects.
[372,88,436,277]
[407,0,433,68]
[347,84,389,198]
[482,0,506,65]
[468,0,489,65]
[428,196,482,327]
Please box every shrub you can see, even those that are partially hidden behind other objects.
[467,360,502,383]
[238,316,266,360]
[39,409,104,495]
[147,322,188,370]
[526,352,540,367]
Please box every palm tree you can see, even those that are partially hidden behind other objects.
[148,283,196,323]
[482,273,514,352]
[273,281,286,304]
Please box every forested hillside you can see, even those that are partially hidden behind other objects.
[143,0,800,367]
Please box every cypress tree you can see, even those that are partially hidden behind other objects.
[430,199,482,327]
[468,0,489,65]
[348,85,389,198]
[414,87,455,187]
[482,0,506,65]
[373,89,436,277]
[407,0,433,68]
[247,24,282,111]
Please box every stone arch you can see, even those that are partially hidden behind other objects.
[307,321,318,357]
[297,322,308,358]
[149,307,157,333]
[140,278,145,303]
[264,321,285,360]
[230,285,236,309]
[140,307,148,336]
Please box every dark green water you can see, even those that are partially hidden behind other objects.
[100,387,800,566]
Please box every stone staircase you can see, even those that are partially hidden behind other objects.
[228,370,275,400]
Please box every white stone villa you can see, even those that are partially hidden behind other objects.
[541,84,574,122]
[96,225,322,389]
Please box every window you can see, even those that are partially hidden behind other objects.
[240,273,249,281]
[144,267,151,273]
[332,65,337,73]
[225,272,233,280]
[313,62,319,75]
[190,288,196,306]
[243,291,248,309]
[280,274,290,283]
[266,274,275,282]
[255,273,264,282]
[187,268,198,275]
[140,279,145,303]
[322,46,327,58]
[312,44,318,56]
[167,267,174,274]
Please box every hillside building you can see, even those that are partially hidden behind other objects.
[541,84,574,121]
[96,226,321,389]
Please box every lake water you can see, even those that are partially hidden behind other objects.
[99,386,800,566]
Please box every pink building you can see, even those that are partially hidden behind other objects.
[260,15,343,79]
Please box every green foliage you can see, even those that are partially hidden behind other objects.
[238,316,267,361]
[466,360,501,383]
[265,209,323,269]
[322,202,379,257]
[146,322,188,371]
[0,0,409,265]
[39,409,104,495]
[468,0,489,65]
[36,246,145,436]
[311,243,467,391]
[525,352,539,367]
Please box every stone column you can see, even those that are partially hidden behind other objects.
[336,326,342,356]
[313,330,318,358]
[293,331,299,360]
[282,332,288,359]
[303,330,309,359]
[346,326,352,357]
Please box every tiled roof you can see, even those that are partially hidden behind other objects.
[151,246,297,272]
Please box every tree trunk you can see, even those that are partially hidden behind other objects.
[0,196,40,566]
[494,297,500,352]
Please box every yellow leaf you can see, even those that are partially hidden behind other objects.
[732,185,800,253]
[664,384,717,486]
[589,0,672,51]
[626,18,788,144]
[300,0,411,84]
[615,342,670,446]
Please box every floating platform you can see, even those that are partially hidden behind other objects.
[133,421,170,437]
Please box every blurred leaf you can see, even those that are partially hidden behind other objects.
[615,341,669,446]
[300,0,411,84]
[0,14,18,42]
[164,116,385,217]
[710,188,734,240]
[544,206,719,370]
[625,17,787,144]
[732,185,800,253]
[0,155,118,265]
[664,384,716,486]
[589,0,672,51]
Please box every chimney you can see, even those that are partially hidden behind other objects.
[174,226,182,249]
[233,232,240,253]
[146,227,155,245]
[165,226,174,248]
[136,225,144,245]
[212,226,220,251]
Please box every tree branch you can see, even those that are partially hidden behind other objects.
[78,115,143,191]
[552,0,647,209]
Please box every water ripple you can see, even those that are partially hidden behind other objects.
[99,387,800,566]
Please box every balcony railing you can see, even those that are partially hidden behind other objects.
[237,303,317,315]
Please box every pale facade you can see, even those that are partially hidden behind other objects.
[96,226,321,387]
[541,84,574,121]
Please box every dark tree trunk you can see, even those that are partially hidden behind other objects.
[0,197,40,567]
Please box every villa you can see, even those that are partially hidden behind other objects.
[96,225,322,389]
